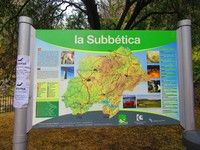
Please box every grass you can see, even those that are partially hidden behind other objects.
[1,84,200,150]
[0,108,199,150]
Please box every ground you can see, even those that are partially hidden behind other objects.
[0,107,199,150]
[0,85,200,150]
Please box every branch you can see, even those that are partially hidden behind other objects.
[170,0,185,20]
[131,11,176,28]
[124,0,153,30]
[81,0,101,29]
[43,4,71,28]
[54,4,70,19]
[0,0,31,32]
[0,0,87,32]
[116,0,137,29]
[62,0,86,14]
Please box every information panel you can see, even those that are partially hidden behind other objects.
[32,30,180,128]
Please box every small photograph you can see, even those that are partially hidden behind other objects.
[61,67,74,80]
[137,98,161,108]
[147,65,160,78]
[147,51,160,63]
[123,95,136,108]
[148,80,161,93]
[61,51,74,64]
[38,48,42,52]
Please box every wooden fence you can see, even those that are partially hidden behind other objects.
[0,96,14,113]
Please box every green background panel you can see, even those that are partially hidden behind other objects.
[36,102,59,118]
[36,30,176,52]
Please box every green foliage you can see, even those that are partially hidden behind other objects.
[193,46,200,83]
[0,0,200,94]
[130,0,200,82]
[0,1,19,95]
[22,0,64,29]
[65,10,89,29]
[0,0,64,95]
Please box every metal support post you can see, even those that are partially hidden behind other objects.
[177,19,200,150]
[13,16,32,150]
[177,19,195,130]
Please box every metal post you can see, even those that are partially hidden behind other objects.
[13,16,32,150]
[177,19,195,131]
[177,25,185,129]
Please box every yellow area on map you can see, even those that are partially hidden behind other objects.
[64,47,149,117]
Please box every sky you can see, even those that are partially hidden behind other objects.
[60,0,80,15]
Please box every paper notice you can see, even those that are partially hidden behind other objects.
[16,55,30,78]
[14,55,30,108]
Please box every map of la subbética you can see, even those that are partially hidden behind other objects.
[63,47,149,117]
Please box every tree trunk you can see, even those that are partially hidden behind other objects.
[82,0,101,29]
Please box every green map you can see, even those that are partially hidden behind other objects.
[63,47,149,118]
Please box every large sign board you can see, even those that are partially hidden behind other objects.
[31,30,180,128]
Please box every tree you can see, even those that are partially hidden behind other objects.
[0,0,65,95]
[0,0,20,95]
[65,9,89,29]
[0,0,200,95]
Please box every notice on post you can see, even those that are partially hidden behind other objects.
[14,55,30,108]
